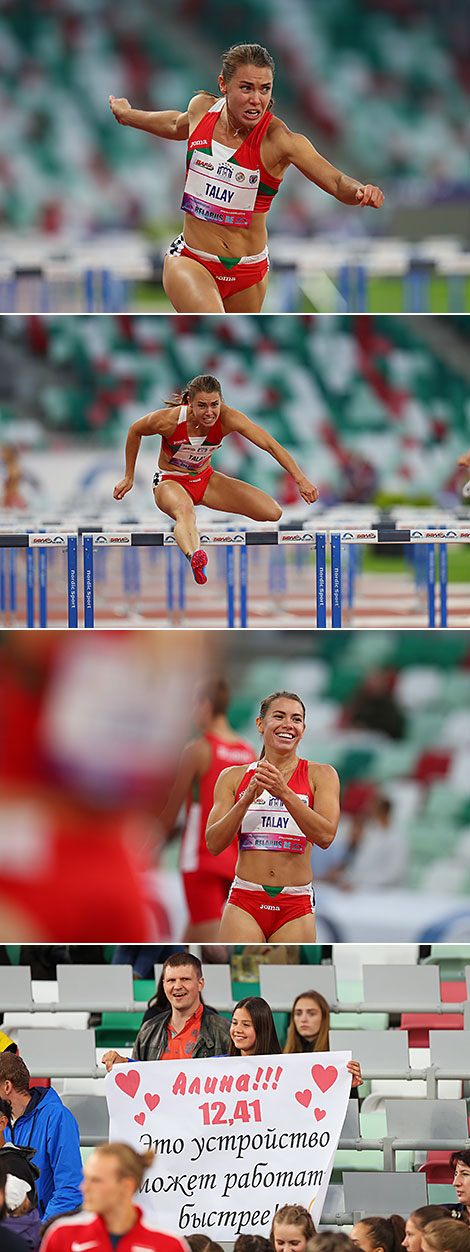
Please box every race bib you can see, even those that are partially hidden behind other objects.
[239,791,309,854]
[168,440,220,474]
[182,154,259,228]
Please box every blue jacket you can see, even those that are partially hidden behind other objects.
[4,1088,83,1221]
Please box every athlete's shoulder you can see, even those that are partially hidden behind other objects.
[307,760,340,788]
[188,91,217,120]
[263,113,291,147]
[138,1217,188,1252]
[41,1212,98,1250]
[218,761,255,787]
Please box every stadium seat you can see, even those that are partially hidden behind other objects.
[400,1013,463,1048]
[331,1030,410,1077]
[0,966,34,1011]
[342,1170,427,1216]
[198,965,233,1012]
[362,964,440,1009]
[61,1093,110,1145]
[429,1030,470,1078]
[57,964,136,1011]
[384,1097,469,1140]
[258,964,337,1011]
[17,1028,98,1077]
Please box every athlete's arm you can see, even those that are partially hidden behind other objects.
[254,758,340,848]
[158,738,212,837]
[108,91,214,140]
[113,408,173,500]
[221,408,319,505]
[205,766,263,856]
[270,123,384,208]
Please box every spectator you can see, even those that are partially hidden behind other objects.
[270,1205,316,1252]
[421,1222,470,1252]
[235,1238,272,1252]
[344,670,405,741]
[445,1153,470,1225]
[403,1208,450,1252]
[187,1238,224,1252]
[102,953,230,1068]
[0,1160,29,1252]
[0,1098,40,1252]
[308,1238,356,1252]
[351,1217,405,1252]
[338,797,407,890]
[282,991,362,1091]
[40,1144,189,1252]
[0,1055,82,1225]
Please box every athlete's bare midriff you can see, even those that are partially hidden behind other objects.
[236,845,313,888]
[183,211,269,259]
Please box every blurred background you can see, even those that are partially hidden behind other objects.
[1,0,469,311]
[1,628,470,943]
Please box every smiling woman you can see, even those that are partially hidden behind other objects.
[205,691,340,942]
[109,41,384,313]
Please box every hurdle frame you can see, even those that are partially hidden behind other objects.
[0,533,78,628]
[80,525,470,629]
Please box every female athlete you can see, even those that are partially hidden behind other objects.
[113,374,318,585]
[205,690,340,941]
[109,42,385,314]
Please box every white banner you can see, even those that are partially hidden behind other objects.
[106,1051,352,1237]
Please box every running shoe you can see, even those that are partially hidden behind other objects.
[190,549,208,584]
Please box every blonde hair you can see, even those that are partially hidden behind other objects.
[422,1222,470,1252]
[93,1143,154,1189]
[271,1206,315,1246]
[283,990,330,1054]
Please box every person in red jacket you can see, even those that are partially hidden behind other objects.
[109,42,384,313]
[41,1144,189,1252]
[158,678,254,940]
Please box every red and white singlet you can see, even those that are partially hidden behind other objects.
[161,407,224,478]
[180,732,254,877]
[236,758,314,854]
[182,99,282,229]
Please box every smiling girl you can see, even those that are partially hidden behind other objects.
[206,691,340,941]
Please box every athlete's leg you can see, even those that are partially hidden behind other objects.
[163,256,225,313]
[223,273,268,313]
[218,902,266,941]
[184,918,221,942]
[154,480,200,557]
[202,471,282,523]
[268,914,317,942]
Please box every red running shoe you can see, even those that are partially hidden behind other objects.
[190,549,208,585]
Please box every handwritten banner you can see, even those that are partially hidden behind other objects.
[106,1051,352,1235]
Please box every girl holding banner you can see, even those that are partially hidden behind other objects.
[206,691,340,941]
[228,996,362,1089]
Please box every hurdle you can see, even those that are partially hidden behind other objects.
[0,533,78,628]
[80,525,470,628]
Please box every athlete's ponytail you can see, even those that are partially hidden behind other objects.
[257,691,306,759]
[164,375,223,408]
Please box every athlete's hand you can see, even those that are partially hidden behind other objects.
[347,1060,363,1088]
[244,773,266,804]
[356,184,384,208]
[296,476,319,505]
[109,95,132,125]
[458,451,470,468]
[254,760,289,801]
[113,476,134,500]
[102,1050,128,1072]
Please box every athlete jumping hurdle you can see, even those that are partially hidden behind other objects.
[113,373,318,584]
[109,42,384,313]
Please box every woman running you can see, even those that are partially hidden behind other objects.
[206,690,340,941]
[113,374,318,585]
[109,42,385,314]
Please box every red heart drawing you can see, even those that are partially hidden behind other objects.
[134,1112,145,1125]
[295,1090,312,1108]
[116,1071,141,1099]
[311,1064,337,1093]
[314,1108,326,1121]
[144,1094,160,1112]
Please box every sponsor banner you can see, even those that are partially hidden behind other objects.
[410,529,470,542]
[339,531,378,543]
[278,532,315,544]
[106,1052,352,1235]
[199,533,245,544]
[28,534,70,545]
[91,533,132,545]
